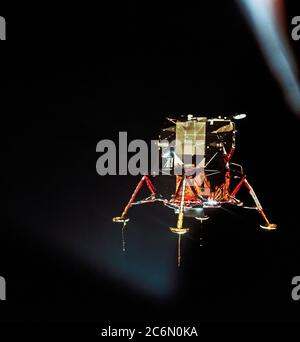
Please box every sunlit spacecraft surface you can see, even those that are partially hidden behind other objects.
[113,114,277,266]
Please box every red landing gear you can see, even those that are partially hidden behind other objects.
[230,176,277,230]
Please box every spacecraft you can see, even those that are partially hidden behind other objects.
[113,114,277,266]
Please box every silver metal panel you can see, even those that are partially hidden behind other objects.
[175,119,206,168]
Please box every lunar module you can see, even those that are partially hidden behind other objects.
[113,114,277,266]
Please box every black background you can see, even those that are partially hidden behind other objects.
[1,0,300,332]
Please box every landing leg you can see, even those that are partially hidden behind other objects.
[113,175,157,250]
[231,176,277,230]
[169,175,189,267]
[243,178,277,230]
[113,175,156,223]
